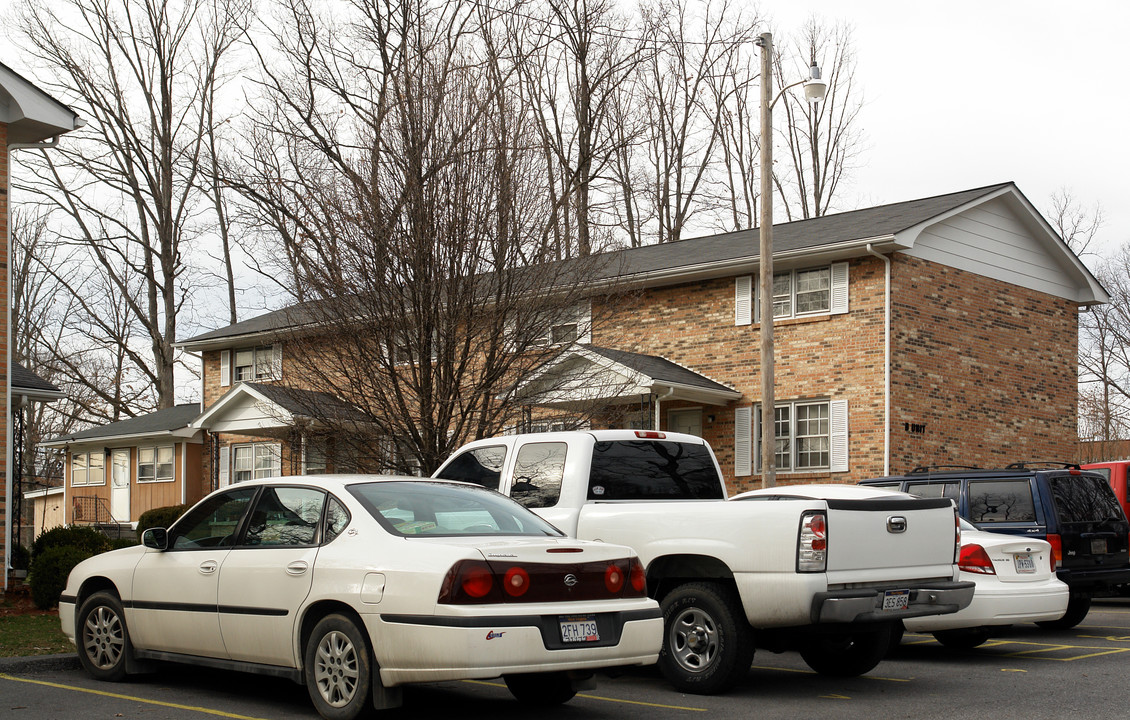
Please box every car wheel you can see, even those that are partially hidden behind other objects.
[304,614,372,720]
[932,627,992,649]
[76,591,132,682]
[658,582,754,695]
[1036,595,1092,630]
[503,671,577,705]
[799,623,891,677]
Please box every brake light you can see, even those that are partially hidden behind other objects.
[629,558,647,594]
[958,544,996,574]
[503,566,530,597]
[1047,533,1062,570]
[604,563,625,593]
[954,510,962,563]
[634,430,666,439]
[439,557,649,604]
[462,564,494,598]
[798,512,827,572]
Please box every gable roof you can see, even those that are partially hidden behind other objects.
[40,403,202,447]
[178,182,1103,349]
[12,362,64,401]
[190,382,369,432]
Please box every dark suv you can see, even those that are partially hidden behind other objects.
[860,463,1130,629]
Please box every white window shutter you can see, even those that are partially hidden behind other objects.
[220,350,231,387]
[753,273,761,324]
[830,262,849,315]
[830,399,849,473]
[271,443,282,476]
[271,344,283,379]
[579,300,592,343]
[735,276,752,326]
[734,406,752,476]
[218,445,230,487]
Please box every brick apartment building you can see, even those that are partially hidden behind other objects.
[46,181,1106,525]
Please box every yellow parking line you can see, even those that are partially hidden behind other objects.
[462,680,708,712]
[0,674,269,720]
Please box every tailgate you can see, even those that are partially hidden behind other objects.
[826,497,957,581]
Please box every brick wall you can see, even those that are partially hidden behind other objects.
[593,257,889,492]
[889,254,1078,472]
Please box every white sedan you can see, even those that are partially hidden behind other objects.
[59,476,662,719]
[901,518,1069,648]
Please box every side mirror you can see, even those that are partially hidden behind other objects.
[142,527,169,550]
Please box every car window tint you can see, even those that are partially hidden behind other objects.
[434,445,507,491]
[510,442,566,509]
[905,481,960,501]
[323,496,350,543]
[348,480,561,537]
[170,488,257,549]
[589,440,724,500]
[967,479,1037,523]
[245,487,326,547]
[1049,475,1125,523]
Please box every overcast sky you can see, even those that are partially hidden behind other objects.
[770,0,1127,266]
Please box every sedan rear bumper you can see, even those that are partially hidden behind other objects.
[903,577,1070,632]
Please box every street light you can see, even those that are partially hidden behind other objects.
[754,32,826,488]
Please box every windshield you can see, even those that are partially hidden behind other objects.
[348,480,563,537]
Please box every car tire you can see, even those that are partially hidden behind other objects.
[76,590,132,682]
[658,582,754,695]
[932,627,992,649]
[1036,594,1092,630]
[799,623,891,677]
[304,614,373,720]
[503,671,577,705]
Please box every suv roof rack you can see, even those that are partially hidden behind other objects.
[1005,461,1081,470]
[908,465,982,474]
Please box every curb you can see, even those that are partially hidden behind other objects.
[0,653,81,674]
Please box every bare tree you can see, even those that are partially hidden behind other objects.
[1049,188,1104,258]
[14,0,248,410]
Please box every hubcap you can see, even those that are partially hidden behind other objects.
[83,605,124,670]
[668,607,718,673]
[314,630,360,708]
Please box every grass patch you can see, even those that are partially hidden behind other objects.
[0,613,73,657]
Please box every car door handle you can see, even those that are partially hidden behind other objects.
[286,561,309,576]
[199,560,218,575]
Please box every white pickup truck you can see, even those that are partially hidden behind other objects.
[434,430,974,694]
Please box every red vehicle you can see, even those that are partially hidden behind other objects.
[1082,461,1130,521]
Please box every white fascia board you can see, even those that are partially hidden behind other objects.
[190,384,294,429]
[13,388,67,402]
[39,427,203,449]
[22,486,64,500]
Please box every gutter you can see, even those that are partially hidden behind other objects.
[866,244,892,475]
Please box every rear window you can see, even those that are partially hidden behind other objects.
[967,479,1037,524]
[1049,475,1125,523]
[588,440,724,500]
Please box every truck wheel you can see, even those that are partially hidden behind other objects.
[659,582,754,695]
[799,623,891,677]
[76,591,132,682]
[932,627,991,649]
[304,614,372,720]
[503,671,577,705]
[1036,594,1091,630]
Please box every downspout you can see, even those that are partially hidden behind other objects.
[866,244,891,475]
[653,387,675,430]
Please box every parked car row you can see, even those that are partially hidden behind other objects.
[59,434,1130,720]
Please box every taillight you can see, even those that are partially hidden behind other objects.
[463,564,495,598]
[629,558,647,594]
[798,512,827,572]
[604,563,625,593]
[1047,533,1062,570]
[958,544,996,574]
[634,430,666,439]
[503,566,530,597]
[954,511,962,564]
[438,557,649,604]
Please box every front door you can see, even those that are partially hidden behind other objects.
[110,449,131,522]
[669,409,703,437]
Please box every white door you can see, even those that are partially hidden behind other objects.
[110,449,131,522]
[669,409,703,437]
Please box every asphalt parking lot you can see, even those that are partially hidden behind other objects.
[6,599,1130,720]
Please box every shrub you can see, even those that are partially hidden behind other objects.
[110,537,139,550]
[29,545,91,609]
[9,544,31,571]
[136,504,188,541]
[31,526,112,559]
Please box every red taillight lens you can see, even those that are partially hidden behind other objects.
[958,544,996,574]
[954,511,962,564]
[503,566,530,597]
[1047,533,1062,570]
[798,512,827,572]
[808,514,827,551]
[463,565,494,598]
[604,563,625,593]
[629,558,647,594]
[634,430,666,439]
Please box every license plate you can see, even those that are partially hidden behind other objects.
[1014,552,1036,573]
[1092,538,1109,554]
[559,615,600,643]
[882,589,910,611]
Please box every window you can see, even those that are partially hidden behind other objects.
[755,400,848,474]
[170,487,256,549]
[71,451,105,486]
[968,480,1037,523]
[905,481,960,502]
[221,345,280,386]
[510,442,567,509]
[245,486,326,547]
[736,262,847,326]
[323,497,351,543]
[589,440,724,500]
[304,437,328,475]
[138,445,175,483]
[435,445,508,491]
[232,443,281,484]
[523,301,592,348]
